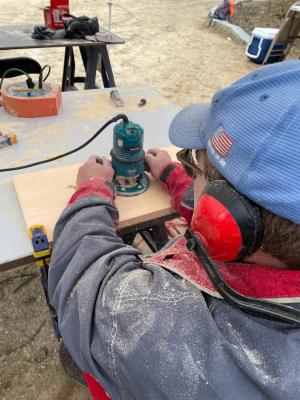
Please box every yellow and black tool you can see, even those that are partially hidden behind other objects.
[29,224,51,267]
[28,224,61,339]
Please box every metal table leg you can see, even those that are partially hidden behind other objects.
[122,223,169,253]
[83,47,99,90]
[79,45,115,89]
[64,45,116,90]
[62,47,76,91]
[141,224,169,252]
[98,46,116,88]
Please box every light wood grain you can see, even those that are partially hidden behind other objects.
[13,146,181,241]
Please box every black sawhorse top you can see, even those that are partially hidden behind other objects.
[0,25,124,91]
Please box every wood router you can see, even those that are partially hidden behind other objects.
[0,82,61,118]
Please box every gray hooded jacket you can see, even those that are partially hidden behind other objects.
[49,180,300,400]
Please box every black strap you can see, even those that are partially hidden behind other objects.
[160,164,176,183]
[185,228,300,326]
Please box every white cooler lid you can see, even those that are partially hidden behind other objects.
[252,27,279,39]
[291,3,300,11]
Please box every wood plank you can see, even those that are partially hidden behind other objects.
[13,146,181,242]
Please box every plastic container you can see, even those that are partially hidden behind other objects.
[245,27,286,64]
[43,0,69,29]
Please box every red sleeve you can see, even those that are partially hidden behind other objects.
[68,177,115,206]
[83,372,111,400]
[160,162,193,226]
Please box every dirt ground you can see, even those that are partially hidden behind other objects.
[232,0,296,34]
[0,1,297,399]
[231,0,300,56]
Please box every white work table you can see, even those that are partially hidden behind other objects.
[0,86,180,270]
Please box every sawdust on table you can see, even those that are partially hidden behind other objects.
[3,150,45,169]
[0,121,27,130]
[71,91,171,120]
[0,1,297,399]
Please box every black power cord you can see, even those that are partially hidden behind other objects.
[0,65,52,91]
[0,68,32,90]
[0,114,129,173]
[185,228,300,326]
[38,65,51,89]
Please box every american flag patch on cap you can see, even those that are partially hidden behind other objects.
[211,127,233,157]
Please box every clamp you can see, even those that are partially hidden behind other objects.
[29,224,51,267]
[28,224,61,339]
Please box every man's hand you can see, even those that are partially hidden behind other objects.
[145,148,172,180]
[76,155,114,188]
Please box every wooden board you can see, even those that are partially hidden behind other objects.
[13,146,180,242]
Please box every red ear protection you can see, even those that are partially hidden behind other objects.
[191,180,264,262]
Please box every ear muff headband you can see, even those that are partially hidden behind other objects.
[191,180,264,261]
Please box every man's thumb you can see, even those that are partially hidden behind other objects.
[145,153,154,163]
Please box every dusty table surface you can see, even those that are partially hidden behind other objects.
[0,25,124,50]
[0,86,179,270]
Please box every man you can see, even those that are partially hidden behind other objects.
[49,60,300,399]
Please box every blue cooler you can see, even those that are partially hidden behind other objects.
[245,27,286,64]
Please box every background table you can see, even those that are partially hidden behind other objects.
[0,25,124,90]
[0,86,180,270]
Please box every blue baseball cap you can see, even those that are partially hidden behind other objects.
[169,60,300,223]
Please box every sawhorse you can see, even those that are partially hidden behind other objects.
[62,45,116,91]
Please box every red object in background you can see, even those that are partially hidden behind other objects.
[43,0,69,29]
[229,0,234,17]
[0,83,62,118]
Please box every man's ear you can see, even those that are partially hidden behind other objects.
[193,175,209,209]
[192,180,263,262]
